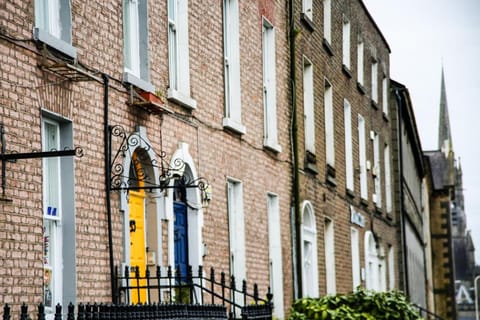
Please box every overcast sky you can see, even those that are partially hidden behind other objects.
[362,0,480,263]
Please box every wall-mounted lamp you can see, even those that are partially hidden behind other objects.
[202,185,212,203]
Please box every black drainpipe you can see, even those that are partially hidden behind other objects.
[288,0,302,298]
[102,73,115,302]
[394,88,409,296]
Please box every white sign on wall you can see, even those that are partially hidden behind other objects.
[350,205,365,228]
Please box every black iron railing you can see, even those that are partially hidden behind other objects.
[2,302,228,320]
[0,265,272,320]
[412,303,445,320]
[114,265,273,320]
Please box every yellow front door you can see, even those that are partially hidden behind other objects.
[129,189,147,303]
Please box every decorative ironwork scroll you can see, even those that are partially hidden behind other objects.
[108,125,208,192]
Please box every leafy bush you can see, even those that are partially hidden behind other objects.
[290,288,423,320]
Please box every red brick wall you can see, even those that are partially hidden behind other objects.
[0,0,293,313]
[293,0,398,296]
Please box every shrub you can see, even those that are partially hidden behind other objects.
[290,288,423,320]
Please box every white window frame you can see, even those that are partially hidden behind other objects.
[388,245,395,290]
[303,56,315,154]
[124,0,140,77]
[371,60,378,103]
[301,201,319,298]
[350,228,361,290]
[324,79,334,168]
[344,100,354,191]
[357,38,364,86]
[358,115,368,200]
[262,17,281,152]
[267,193,284,319]
[227,179,246,284]
[324,218,336,294]
[384,144,392,213]
[365,231,378,290]
[123,0,154,93]
[223,0,245,134]
[167,0,196,109]
[373,131,382,208]
[302,0,313,21]
[382,76,389,115]
[342,16,351,70]
[34,0,77,59]
[42,119,63,313]
[323,0,331,44]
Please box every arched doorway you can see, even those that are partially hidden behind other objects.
[167,143,204,277]
[301,201,319,297]
[128,152,148,303]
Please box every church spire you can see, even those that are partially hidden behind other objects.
[438,67,452,155]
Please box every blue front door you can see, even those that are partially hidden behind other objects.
[174,202,188,280]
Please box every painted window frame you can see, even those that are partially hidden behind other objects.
[227,179,246,285]
[372,131,382,208]
[302,0,313,21]
[34,0,77,59]
[365,231,387,292]
[357,38,364,87]
[42,115,76,313]
[123,0,154,93]
[371,60,378,103]
[350,227,361,289]
[384,144,392,213]
[301,201,319,298]
[303,56,315,154]
[365,231,378,290]
[267,193,284,319]
[167,0,197,109]
[324,218,336,294]
[42,118,62,313]
[342,15,351,70]
[358,115,368,200]
[344,99,354,192]
[388,245,395,290]
[382,76,389,116]
[223,0,245,134]
[262,17,281,152]
[323,0,331,44]
[324,79,334,168]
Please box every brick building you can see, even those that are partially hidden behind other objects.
[0,0,292,318]
[290,0,398,298]
[0,1,455,319]
[390,80,430,310]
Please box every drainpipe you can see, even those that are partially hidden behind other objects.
[102,73,115,302]
[394,88,409,296]
[288,0,302,298]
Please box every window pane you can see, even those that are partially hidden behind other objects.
[43,220,55,308]
[344,100,353,190]
[44,122,60,214]
[325,81,334,167]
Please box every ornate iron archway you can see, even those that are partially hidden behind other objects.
[108,125,208,193]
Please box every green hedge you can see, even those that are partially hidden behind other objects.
[290,288,423,320]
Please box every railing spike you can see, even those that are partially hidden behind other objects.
[266,286,273,304]
[3,303,10,320]
[230,275,236,291]
[54,303,62,320]
[37,303,45,320]
[67,302,75,320]
[77,303,85,320]
[19,303,27,320]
